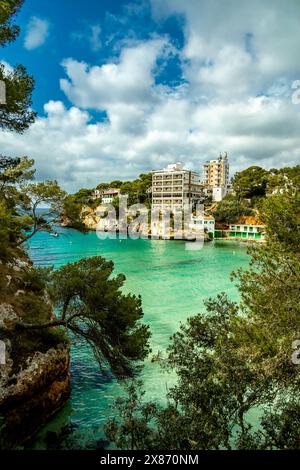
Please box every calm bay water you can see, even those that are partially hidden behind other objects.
[27,228,249,449]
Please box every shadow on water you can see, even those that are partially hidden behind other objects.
[70,360,114,389]
[173,258,203,266]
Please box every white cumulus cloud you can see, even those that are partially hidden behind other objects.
[24,16,50,50]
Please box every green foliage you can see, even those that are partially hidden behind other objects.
[214,195,253,223]
[0,1,36,133]
[107,295,272,450]
[109,180,123,188]
[62,188,94,230]
[64,173,152,228]
[62,195,85,230]
[214,163,299,224]
[1,162,150,385]
[0,156,66,257]
[119,173,152,206]
[105,380,159,450]
[259,400,300,449]
[0,62,36,133]
[21,265,52,293]
[96,182,110,191]
[48,256,151,377]
[72,188,93,203]
[0,156,35,256]
[0,199,18,256]
[0,263,68,371]
[233,191,300,384]
[0,155,35,190]
[267,165,300,194]
[97,173,152,206]
[0,1,70,402]
[258,188,300,252]
[0,0,23,47]
[232,166,269,199]
[17,180,66,243]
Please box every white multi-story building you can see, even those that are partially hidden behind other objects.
[152,163,203,212]
[202,153,230,201]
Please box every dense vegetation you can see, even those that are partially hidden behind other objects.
[62,188,95,230]
[232,165,270,200]
[213,194,254,223]
[96,173,152,206]
[0,1,36,132]
[213,164,300,223]
[106,183,300,449]
[62,173,152,227]
[0,0,23,46]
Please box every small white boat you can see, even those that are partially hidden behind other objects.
[50,232,59,238]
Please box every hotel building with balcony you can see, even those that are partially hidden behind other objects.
[151,163,204,212]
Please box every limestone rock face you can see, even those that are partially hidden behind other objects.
[0,304,19,331]
[0,251,71,449]
[0,343,70,448]
[82,206,101,230]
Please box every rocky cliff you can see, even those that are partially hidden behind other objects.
[0,339,70,448]
[0,256,70,449]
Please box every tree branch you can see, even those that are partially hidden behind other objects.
[16,319,67,330]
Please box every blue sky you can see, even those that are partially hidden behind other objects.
[1,0,300,192]
[3,0,184,116]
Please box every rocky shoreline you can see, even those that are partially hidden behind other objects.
[62,205,213,242]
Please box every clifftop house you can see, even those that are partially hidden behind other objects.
[94,188,120,204]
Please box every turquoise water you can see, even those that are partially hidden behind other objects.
[27,228,250,448]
